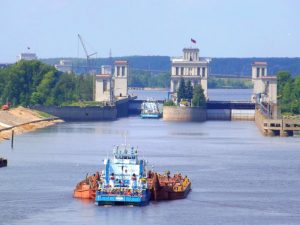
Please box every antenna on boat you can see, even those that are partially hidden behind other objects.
[124,131,129,147]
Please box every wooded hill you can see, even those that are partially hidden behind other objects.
[42,56,300,77]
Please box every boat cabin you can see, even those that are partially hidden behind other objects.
[102,145,147,189]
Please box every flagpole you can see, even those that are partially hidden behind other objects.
[190,38,197,48]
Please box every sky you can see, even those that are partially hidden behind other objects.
[0,0,299,62]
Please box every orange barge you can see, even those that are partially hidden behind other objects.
[73,171,191,202]
[147,171,191,201]
[73,172,99,199]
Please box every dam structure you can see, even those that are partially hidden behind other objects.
[251,62,300,136]
[163,46,256,122]
[34,60,132,121]
[162,45,299,136]
[170,47,209,100]
[34,47,299,136]
[129,99,255,121]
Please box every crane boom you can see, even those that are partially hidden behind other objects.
[77,34,97,101]
[77,34,97,73]
[78,34,89,58]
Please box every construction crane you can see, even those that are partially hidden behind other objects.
[78,34,97,74]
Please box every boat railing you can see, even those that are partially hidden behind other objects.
[97,187,145,197]
[113,146,139,160]
[114,154,137,160]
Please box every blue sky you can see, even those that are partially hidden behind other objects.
[1,0,299,62]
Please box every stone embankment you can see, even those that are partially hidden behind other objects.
[0,107,63,141]
[255,109,300,136]
[163,106,206,122]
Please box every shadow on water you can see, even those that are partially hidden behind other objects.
[171,132,205,136]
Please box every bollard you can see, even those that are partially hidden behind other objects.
[11,130,14,149]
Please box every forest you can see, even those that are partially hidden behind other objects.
[42,56,300,77]
[277,71,300,114]
[0,60,93,106]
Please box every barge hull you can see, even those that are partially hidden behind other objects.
[0,158,7,168]
[151,183,191,201]
[95,191,151,206]
[141,113,161,119]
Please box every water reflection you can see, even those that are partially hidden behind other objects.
[0,115,300,225]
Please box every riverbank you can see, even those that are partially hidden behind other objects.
[0,107,63,142]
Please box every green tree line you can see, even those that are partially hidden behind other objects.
[129,70,252,89]
[208,77,253,89]
[42,57,300,77]
[0,60,93,106]
[277,71,300,114]
[128,70,170,88]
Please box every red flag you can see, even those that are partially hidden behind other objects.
[191,38,196,44]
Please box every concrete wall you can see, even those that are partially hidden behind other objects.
[114,78,128,97]
[95,77,112,102]
[33,106,117,121]
[116,99,129,118]
[231,109,255,121]
[268,81,277,104]
[201,78,208,99]
[255,109,272,136]
[253,79,266,95]
[255,109,300,136]
[129,101,141,115]
[206,109,231,120]
[163,106,206,122]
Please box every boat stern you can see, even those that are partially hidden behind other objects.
[95,190,150,206]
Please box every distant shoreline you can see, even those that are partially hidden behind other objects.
[129,87,169,91]
[129,87,253,91]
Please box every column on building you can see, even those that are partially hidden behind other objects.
[252,62,268,103]
[114,60,128,98]
[251,61,278,118]
[170,47,209,100]
[252,62,267,79]
[95,65,113,102]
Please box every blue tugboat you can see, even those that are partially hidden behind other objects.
[141,100,162,119]
[95,145,151,206]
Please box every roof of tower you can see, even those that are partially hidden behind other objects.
[115,60,128,65]
[183,48,199,52]
[252,61,267,66]
[95,74,112,78]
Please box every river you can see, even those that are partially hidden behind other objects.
[1,89,300,225]
[128,88,253,101]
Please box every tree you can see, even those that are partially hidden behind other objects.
[32,71,56,105]
[177,78,186,103]
[192,84,206,108]
[294,76,300,99]
[185,80,193,101]
[0,60,94,106]
[277,70,300,114]
[277,71,291,96]
[163,100,175,106]
[128,70,170,88]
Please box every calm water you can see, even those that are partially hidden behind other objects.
[1,90,300,225]
[129,88,252,101]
